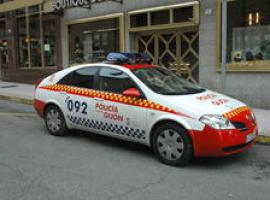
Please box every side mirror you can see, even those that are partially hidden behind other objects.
[122,88,141,98]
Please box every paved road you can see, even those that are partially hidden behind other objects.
[0,100,270,200]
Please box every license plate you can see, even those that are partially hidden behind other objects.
[246,132,256,143]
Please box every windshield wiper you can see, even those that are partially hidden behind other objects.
[162,88,205,95]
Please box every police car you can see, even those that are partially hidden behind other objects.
[34,52,258,166]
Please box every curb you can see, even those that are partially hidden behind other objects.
[256,135,270,145]
[0,94,33,105]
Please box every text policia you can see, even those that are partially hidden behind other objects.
[95,103,124,122]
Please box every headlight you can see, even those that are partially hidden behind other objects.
[199,115,235,130]
[250,111,256,125]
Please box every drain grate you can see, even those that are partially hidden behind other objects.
[0,85,18,89]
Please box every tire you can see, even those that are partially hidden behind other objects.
[44,105,68,136]
[152,123,193,166]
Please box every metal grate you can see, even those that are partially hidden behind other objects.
[135,30,199,83]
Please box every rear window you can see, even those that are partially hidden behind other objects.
[58,67,98,89]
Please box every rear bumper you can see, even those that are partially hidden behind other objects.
[190,125,258,157]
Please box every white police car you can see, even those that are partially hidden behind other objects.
[34,53,258,166]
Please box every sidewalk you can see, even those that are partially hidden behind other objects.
[0,81,34,105]
[0,81,269,143]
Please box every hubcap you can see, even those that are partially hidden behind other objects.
[46,109,62,133]
[157,129,184,161]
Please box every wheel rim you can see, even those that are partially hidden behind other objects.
[46,109,62,133]
[157,129,184,161]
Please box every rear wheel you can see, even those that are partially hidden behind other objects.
[152,123,193,166]
[44,105,68,136]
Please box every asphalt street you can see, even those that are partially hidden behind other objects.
[0,100,270,200]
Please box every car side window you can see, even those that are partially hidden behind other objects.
[58,67,98,89]
[98,68,138,94]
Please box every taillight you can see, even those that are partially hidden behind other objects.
[35,78,43,89]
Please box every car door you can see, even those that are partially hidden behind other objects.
[93,67,147,141]
[57,67,99,130]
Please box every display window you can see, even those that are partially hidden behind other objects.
[217,0,270,71]
[67,14,124,65]
[0,14,7,69]
[128,2,199,32]
[17,5,57,68]
[0,20,5,38]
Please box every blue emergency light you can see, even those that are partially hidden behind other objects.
[106,52,152,64]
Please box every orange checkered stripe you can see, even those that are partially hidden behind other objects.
[40,84,193,119]
[223,106,250,119]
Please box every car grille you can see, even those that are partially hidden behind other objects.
[231,121,248,132]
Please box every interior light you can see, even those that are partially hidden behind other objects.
[256,12,260,24]
[248,13,253,26]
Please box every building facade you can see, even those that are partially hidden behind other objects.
[0,0,270,109]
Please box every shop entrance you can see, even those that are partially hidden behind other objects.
[135,30,199,83]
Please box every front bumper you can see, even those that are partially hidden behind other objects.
[190,125,258,157]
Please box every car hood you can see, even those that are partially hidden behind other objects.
[157,90,247,119]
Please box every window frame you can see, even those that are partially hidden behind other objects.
[96,67,146,98]
[216,0,270,72]
[128,1,199,32]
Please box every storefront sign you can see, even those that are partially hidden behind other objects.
[52,0,123,11]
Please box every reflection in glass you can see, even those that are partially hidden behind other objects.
[227,0,270,63]
[18,17,29,68]
[69,18,120,65]
[29,13,42,67]
[43,15,56,67]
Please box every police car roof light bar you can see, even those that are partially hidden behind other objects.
[106,52,152,65]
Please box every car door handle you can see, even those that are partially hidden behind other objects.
[94,98,104,102]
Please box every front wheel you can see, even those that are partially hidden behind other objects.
[44,105,69,136]
[152,123,193,166]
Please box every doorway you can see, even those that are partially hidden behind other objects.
[134,29,199,83]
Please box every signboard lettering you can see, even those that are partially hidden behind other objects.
[52,0,123,11]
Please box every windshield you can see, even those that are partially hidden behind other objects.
[132,67,205,95]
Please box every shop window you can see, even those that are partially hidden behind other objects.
[29,13,42,67]
[128,2,199,31]
[17,16,29,68]
[43,15,56,67]
[29,5,39,14]
[130,13,148,28]
[0,21,5,38]
[173,6,193,23]
[0,17,7,67]
[16,8,25,16]
[99,68,137,94]
[16,6,58,68]
[218,0,270,70]
[69,18,121,65]
[150,10,170,25]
